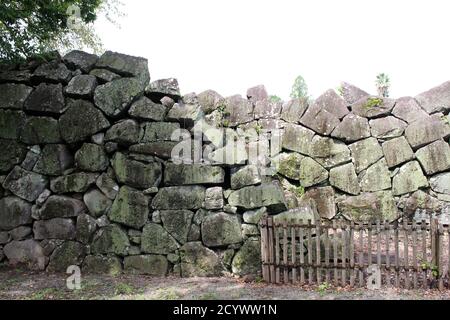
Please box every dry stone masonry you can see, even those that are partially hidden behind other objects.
[0,51,449,278]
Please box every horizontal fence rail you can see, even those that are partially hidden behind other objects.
[260,216,450,289]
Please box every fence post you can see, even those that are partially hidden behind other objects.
[431,218,440,271]
[260,215,270,283]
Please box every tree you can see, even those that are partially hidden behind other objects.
[290,75,309,100]
[0,0,122,61]
[376,73,390,97]
[269,95,282,103]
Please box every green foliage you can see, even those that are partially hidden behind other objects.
[254,123,263,135]
[362,97,384,109]
[269,95,282,103]
[0,0,123,61]
[420,261,439,278]
[317,282,331,295]
[375,73,390,98]
[290,75,309,100]
[290,185,305,198]
[114,282,135,295]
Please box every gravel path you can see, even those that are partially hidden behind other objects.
[0,265,449,300]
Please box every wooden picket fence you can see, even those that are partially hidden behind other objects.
[260,216,450,289]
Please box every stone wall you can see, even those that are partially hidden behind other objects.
[0,50,449,277]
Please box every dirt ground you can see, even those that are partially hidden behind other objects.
[0,265,449,300]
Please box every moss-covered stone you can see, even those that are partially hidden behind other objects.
[50,172,98,194]
[201,212,243,247]
[34,144,73,176]
[20,116,61,144]
[82,255,122,276]
[160,210,194,244]
[124,255,168,276]
[179,242,223,277]
[0,139,27,173]
[164,163,225,186]
[111,152,162,190]
[151,186,206,210]
[47,241,86,272]
[109,186,149,229]
[75,143,108,172]
[0,109,25,140]
[91,224,130,257]
[141,223,179,254]
[231,237,261,276]
[392,161,428,196]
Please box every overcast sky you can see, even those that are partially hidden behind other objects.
[95,0,450,100]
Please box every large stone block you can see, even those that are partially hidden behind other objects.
[124,255,168,276]
[160,210,194,244]
[3,240,47,270]
[0,139,27,173]
[82,255,122,276]
[223,95,254,127]
[83,189,113,218]
[91,224,130,256]
[197,89,224,114]
[0,83,33,110]
[32,62,72,83]
[369,116,407,139]
[146,78,180,100]
[75,143,108,172]
[430,172,450,195]
[280,99,308,123]
[231,237,261,276]
[392,161,428,196]
[109,186,149,229]
[141,223,179,254]
[330,163,360,195]
[59,100,110,143]
[415,140,450,175]
[228,183,287,213]
[151,186,206,210]
[348,137,383,173]
[50,172,98,194]
[96,51,150,86]
[164,163,225,186]
[47,241,86,272]
[253,100,281,119]
[282,123,315,155]
[39,196,86,219]
[94,78,144,118]
[359,159,391,192]
[76,213,97,244]
[179,242,223,277]
[415,80,450,114]
[201,212,242,247]
[20,116,61,144]
[0,197,32,231]
[104,119,140,146]
[63,50,99,73]
[337,191,398,222]
[111,152,162,189]
[166,103,203,128]
[392,97,429,123]
[65,75,97,98]
[140,122,181,142]
[0,109,25,140]
[33,218,76,240]
[351,96,395,118]
[309,136,352,169]
[381,136,414,168]
[304,186,336,219]
[129,97,167,121]
[2,166,47,202]
[339,82,369,105]
[331,113,370,142]
[34,144,73,176]
[404,117,448,149]
[24,83,65,114]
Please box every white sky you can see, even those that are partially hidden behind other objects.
[95,0,450,100]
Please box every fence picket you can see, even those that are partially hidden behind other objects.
[333,220,338,286]
[307,219,313,285]
[385,220,390,287]
[275,225,280,284]
[299,220,305,285]
[359,222,364,287]
[438,223,444,291]
[394,220,400,288]
[350,221,355,287]
[283,221,288,284]
[403,219,410,289]
[341,221,347,287]
[291,219,297,284]
[422,219,427,289]
[325,225,330,284]
[316,223,322,285]
[412,220,418,289]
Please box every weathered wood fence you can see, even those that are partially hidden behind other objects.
[260,216,450,289]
